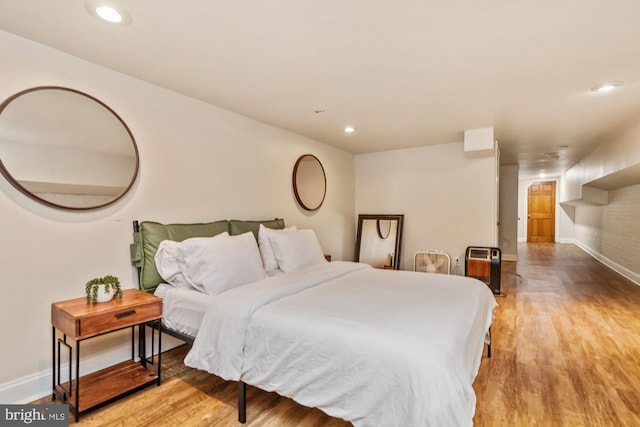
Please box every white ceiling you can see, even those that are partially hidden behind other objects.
[1,0,640,179]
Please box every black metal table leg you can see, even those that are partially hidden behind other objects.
[157,321,162,386]
[51,327,56,400]
[140,324,147,368]
[75,340,80,422]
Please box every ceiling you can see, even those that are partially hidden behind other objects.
[1,0,640,179]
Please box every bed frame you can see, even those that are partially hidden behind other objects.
[130,219,289,423]
[130,219,491,424]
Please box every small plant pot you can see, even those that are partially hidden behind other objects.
[86,275,122,304]
[95,285,115,303]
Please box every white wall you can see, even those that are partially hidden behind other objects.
[557,119,640,284]
[561,121,640,202]
[499,165,518,261]
[557,175,576,243]
[0,31,355,402]
[573,184,640,284]
[355,142,497,273]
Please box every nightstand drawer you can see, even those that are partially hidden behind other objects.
[78,301,161,338]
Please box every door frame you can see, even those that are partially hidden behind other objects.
[519,178,559,243]
[527,180,556,242]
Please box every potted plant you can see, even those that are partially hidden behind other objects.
[85,275,123,304]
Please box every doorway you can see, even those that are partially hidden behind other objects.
[527,181,556,242]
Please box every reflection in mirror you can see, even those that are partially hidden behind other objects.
[292,154,326,211]
[0,86,139,210]
[355,214,404,270]
[377,219,392,239]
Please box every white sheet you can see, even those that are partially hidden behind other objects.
[154,283,216,338]
[185,261,497,427]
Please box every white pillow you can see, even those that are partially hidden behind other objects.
[258,224,297,273]
[268,228,327,273]
[155,232,230,289]
[155,232,267,294]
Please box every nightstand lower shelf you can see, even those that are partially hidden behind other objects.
[55,360,159,413]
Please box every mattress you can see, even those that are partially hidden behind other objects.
[154,283,216,338]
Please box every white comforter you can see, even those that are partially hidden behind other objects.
[184,261,497,427]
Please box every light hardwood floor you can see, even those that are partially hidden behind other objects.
[37,243,640,426]
[474,243,640,427]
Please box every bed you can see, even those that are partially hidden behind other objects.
[130,219,497,426]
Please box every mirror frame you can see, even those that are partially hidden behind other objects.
[354,214,404,270]
[0,86,139,211]
[292,154,326,211]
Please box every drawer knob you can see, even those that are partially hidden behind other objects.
[115,309,137,319]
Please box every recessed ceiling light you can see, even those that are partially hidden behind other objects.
[539,172,545,178]
[85,1,132,26]
[344,126,355,133]
[592,81,623,92]
[96,6,122,23]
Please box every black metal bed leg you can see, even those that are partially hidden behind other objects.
[487,328,492,358]
[238,381,247,423]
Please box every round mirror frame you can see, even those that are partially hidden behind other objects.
[292,154,326,211]
[0,86,139,210]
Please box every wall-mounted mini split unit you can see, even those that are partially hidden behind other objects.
[465,246,502,295]
[414,251,451,275]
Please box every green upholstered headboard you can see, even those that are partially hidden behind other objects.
[229,218,285,241]
[130,218,285,292]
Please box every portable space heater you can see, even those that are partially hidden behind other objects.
[465,246,501,294]
[414,251,451,275]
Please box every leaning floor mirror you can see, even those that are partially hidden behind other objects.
[355,214,404,270]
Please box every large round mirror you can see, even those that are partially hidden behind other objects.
[0,86,139,210]
[292,154,326,211]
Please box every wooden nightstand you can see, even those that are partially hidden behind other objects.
[51,289,162,421]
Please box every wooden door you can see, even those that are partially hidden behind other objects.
[527,181,555,242]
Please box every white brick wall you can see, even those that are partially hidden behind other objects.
[575,184,640,275]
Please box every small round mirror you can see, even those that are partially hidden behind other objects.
[0,86,139,210]
[292,154,326,211]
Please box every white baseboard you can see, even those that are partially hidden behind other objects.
[502,254,517,262]
[556,237,574,244]
[572,240,640,287]
[0,334,184,404]
[0,368,54,405]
